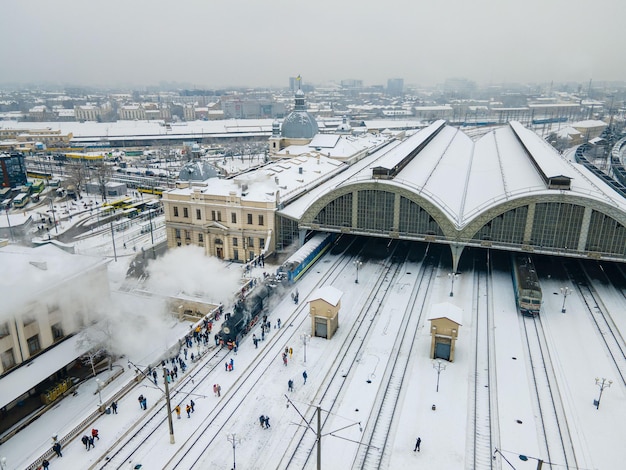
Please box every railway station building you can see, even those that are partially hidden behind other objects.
[162,89,392,260]
[278,119,626,269]
[164,88,626,269]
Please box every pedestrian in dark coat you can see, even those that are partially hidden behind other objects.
[42,459,50,470]
[111,400,118,414]
[153,370,158,385]
[88,436,95,449]
[52,442,62,457]
[264,416,271,428]
[414,437,421,452]
[288,379,294,392]
[259,415,266,428]
[81,435,89,449]
[190,399,195,412]
[142,397,147,410]
[303,370,308,384]
[138,394,144,409]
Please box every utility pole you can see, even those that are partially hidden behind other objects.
[109,220,117,262]
[317,405,321,470]
[284,396,367,470]
[163,366,175,443]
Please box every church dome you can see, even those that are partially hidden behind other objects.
[281,89,318,139]
[178,160,220,181]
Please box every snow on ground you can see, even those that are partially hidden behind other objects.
[2,236,626,469]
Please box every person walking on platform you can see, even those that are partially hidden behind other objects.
[52,442,62,457]
[414,437,421,452]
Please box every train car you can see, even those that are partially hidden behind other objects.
[277,232,336,283]
[219,284,273,344]
[512,254,542,316]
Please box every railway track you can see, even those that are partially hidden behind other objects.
[520,315,577,469]
[93,243,358,468]
[352,244,439,470]
[273,242,442,470]
[468,250,497,470]
[162,241,366,468]
[279,243,411,469]
[566,261,626,386]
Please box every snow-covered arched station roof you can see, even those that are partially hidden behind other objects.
[279,120,626,231]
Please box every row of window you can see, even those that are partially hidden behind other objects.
[174,230,265,249]
[171,206,264,226]
[1,323,65,372]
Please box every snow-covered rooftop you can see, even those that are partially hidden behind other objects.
[0,244,109,316]
[165,155,346,206]
[278,121,626,229]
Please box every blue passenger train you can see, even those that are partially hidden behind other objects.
[277,232,336,283]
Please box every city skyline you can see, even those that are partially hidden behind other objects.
[2,0,625,89]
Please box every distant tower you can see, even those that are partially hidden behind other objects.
[387,78,404,96]
[269,119,281,154]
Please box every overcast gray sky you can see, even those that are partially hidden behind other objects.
[1,0,625,89]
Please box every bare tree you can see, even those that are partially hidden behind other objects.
[65,160,87,198]
[92,160,113,202]
[75,319,115,376]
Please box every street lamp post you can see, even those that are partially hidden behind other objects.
[560,287,571,313]
[448,272,459,297]
[227,433,241,469]
[594,377,612,409]
[433,359,447,392]
[354,260,362,284]
[300,334,311,364]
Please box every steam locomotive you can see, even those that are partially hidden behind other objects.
[219,284,273,344]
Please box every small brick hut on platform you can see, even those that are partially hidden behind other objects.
[308,285,342,339]
[427,302,463,362]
